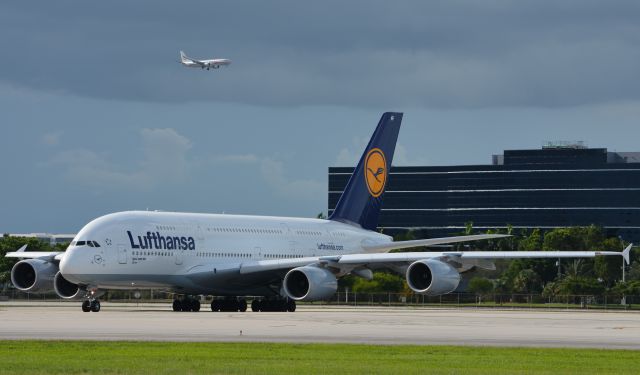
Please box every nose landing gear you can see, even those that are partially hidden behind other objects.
[81,290,101,312]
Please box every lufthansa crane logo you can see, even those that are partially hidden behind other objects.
[364,148,387,197]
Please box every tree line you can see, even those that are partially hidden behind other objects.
[2,226,639,298]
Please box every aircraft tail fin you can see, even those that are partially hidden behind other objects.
[328,112,402,231]
[179,51,190,63]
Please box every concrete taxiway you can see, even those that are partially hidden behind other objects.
[0,302,639,349]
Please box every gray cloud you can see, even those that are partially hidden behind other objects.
[2,1,640,108]
[209,153,324,201]
[43,128,192,191]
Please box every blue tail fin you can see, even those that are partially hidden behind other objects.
[329,112,403,231]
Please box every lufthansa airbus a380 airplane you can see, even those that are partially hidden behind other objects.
[6,113,631,313]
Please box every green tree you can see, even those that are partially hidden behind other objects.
[518,228,543,251]
[556,276,605,296]
[513,269,542,294]
[468,277,493,302]
[593,237,624,286]
[627,261,640,282]
[610,280,640,296]
[352,272,405,293]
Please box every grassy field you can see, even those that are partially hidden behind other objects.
[0,341,637,374]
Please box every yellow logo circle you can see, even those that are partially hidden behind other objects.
[364,148,387,197]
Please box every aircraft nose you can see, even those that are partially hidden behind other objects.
[59,249,80,277]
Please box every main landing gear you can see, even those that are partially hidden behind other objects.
[210,298,247,312]
[172,297,201,312]
[251,299,296,312]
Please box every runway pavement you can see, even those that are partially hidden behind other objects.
[1,302,639,349]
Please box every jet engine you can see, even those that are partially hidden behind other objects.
[283,266,338,301]
[10,259,57,293]
[53,272,84,299]
[406,259,461,296]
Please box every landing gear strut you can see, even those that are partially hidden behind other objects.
[210,298,247,312]
[251,298,296,312]
[172,297,201,312]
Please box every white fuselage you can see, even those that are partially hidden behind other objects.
[59,211,391,296]
[182,58,231,68]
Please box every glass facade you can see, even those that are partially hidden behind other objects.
[328,147,640,242]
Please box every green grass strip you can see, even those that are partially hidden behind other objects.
[0,341,637,374]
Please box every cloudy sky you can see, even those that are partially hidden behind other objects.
[2,1,640,233]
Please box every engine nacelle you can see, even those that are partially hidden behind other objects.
[406,259,461,296]
[54,272,84,299]
[10,259,58,293]
[283,266,338,301]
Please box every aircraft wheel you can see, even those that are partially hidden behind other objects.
[238,299,247,312]
[172,300,182,312]
[286,300,296,312]
[82,300,91,312]
[211,300,220,312]
[90,300,101,312]
[192,299,201,312]
[251,300,261,312]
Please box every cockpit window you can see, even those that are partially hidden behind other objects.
[87,241,94,247]
[76,241,86,246]
[92,241,101,247]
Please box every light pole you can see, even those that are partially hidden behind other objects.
[619,237,626,305]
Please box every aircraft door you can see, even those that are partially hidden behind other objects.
[175,249,184,265]
[117,244,127,264]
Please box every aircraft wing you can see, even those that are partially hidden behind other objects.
[332,247,631,265]
[4,245,64,262]
[239,257,320,274]
[239,244,632,275]
[361,234,511,253]
[5,251,64,261]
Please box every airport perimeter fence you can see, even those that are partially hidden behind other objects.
[2,288,639,311]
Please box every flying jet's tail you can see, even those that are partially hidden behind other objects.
[329,112,402,231]
[179,51,191,63]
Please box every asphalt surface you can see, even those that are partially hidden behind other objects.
[0,302,639,349]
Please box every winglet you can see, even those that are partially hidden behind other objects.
[622,243,632,265]
[16,244,27,253]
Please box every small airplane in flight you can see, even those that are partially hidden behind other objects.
[179,51,231,70]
